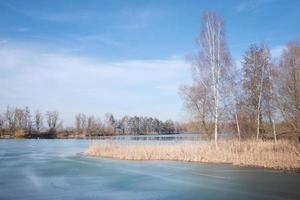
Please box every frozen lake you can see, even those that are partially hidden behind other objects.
[0,139,299,200]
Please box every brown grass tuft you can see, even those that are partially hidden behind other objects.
[14,129,26,138]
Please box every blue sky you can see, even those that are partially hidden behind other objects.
[0,0,300,126]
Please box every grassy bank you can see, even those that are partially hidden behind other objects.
[86,139,300,171]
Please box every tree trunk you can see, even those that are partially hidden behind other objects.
[256,86,263,140]
[272,119,277,144]
[235,113,241,141]
[214,89,219,147]
[256,106,260,140]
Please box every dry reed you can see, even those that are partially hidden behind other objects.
[86,139,300,170]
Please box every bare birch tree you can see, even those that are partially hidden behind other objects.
[224,65,242,141]
[277,39,300,137]
[196,11,231,146]
[242,44,271,139]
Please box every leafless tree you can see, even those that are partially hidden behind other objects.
[187,11,231,146]
[5,106,15,134]
[266,62,278,143]
[242,43,271,139]
[121,116,129,134]
[0,114,4,136]
[87,116,96,136]
[46,111,59,132]
[223,64,243,141]
[24,106,33,134]
[75,114,81,134]
[34,111,43,133]
[277,39,300,136]
[14,108,26,130]
[105,113,116,135]
[179,83,213,139]
[75,113,87,136]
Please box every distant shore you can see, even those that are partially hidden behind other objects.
[0,132,183,140]
[86,139,300,171]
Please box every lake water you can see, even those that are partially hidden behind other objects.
[0,139,299,200]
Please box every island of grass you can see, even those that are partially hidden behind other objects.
[86,139,300,171]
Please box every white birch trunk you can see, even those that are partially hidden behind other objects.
[235,113,241,141]
[256,56,265,140]
[256,102,261,140]
[272,119,277,144]
[214,89,219,147]
[202,13,227,147]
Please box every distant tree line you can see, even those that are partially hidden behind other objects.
[74,113,178,137]
[0,106,179,138]
[180,11,300,144]
[0,106,61,138]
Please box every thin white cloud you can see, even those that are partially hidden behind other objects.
[13,27,30,32]
[42,11,97,22]
[270,45,286,59]
[236,0,276,13]
[0,40,8,44]
[75,35,123,47]
[0,44,189,124]
[0,1,162,32]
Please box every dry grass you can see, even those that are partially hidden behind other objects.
[86,139,300,170]
[14,129,26,138]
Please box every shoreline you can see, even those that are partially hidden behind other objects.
[86,154,300,173]
[86,139,300,171]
